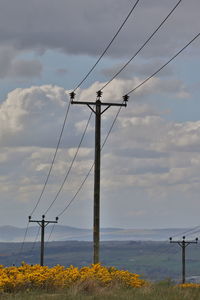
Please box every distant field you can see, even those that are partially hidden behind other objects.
[1,240,200,281]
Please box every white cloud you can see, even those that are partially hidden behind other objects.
[0,80,200,227]
[0,85,68,146]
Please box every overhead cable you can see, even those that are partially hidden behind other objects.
[100,37,200,151]
[124,32,200,96]
[14,221,29,266]
[170,225,200,239]
[73,0,141,92]
[100,0,183,91]
[30,100,71,217]
[29,226,40,255]
[47,223,56,243]
[38,1,140,216]
[56,32,200,219]
[54,0,184,217]
[21,0,140,256]
[56,99,127,218]
[44,111,93,215]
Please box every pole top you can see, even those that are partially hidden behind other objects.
[196,237,198,242]
[169,237,172,241]
[42,215,45,219]
[183,236,185,240]
[56,217,59,222]
[28,216,31,221]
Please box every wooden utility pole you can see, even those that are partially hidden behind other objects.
[169,236,198,283]
[70,91,128,263]
[29,215,58,266]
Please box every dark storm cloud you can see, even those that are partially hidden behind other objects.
[10,59,42,78]
[0,46,42,78]
[0,0,199,58]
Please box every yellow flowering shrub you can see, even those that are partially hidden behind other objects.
[0,263,147,292]
[179,283,200,288]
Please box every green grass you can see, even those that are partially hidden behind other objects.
[1,285,200,300]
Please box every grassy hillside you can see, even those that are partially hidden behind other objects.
[1,284,200,299]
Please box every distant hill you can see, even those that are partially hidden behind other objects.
[0,225,190,242]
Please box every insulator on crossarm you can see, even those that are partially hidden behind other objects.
[69,92,76,101]
[96,90,103,99]
[123,94,129,105]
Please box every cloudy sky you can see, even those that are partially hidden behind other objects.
[0,0,200,232]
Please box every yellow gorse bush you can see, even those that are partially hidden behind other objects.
[0,263,147,292]
[179,283,200,288]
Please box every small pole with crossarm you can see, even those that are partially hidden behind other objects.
[169,236,198,283]
[29,215,58,266]
[70,91,128,264]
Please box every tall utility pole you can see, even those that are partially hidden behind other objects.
[169,236,198,283]
[70,91,128,263]
[29,215,58,266]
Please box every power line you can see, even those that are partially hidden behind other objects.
[14,221,29,266]
[100,0,183,91]
[45,0,140,216]
[44,111,93,215]
[125,32,200,96]
[56,32,200,219]
[73,0,141,92]
[19,99,71,260]
[18,0,138,259]
[30,100,71,217]
[29,226,40,255]
[23,0,140,248]
[56,97,127,218]
[57,163,94,218]
[47,223,56,243]
[28,7,199,247]
[170,225,200,239]
[185,228,200,238]
[22,0,136,248]
[41,0,140,216]
[40,0,140,216]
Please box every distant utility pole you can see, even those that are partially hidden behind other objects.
[70,91,128,264]
[29,215,58,266]
[169,236,198,283]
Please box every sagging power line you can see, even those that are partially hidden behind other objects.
[30,101,71,217]
[31,0,141,220]
[73,0,141,92]
[55,32,200,222]
[101,0,183,91]
[23,0,184,248]
[44,111,93,215]
[124,32,200,96]
[19,5,199,266]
